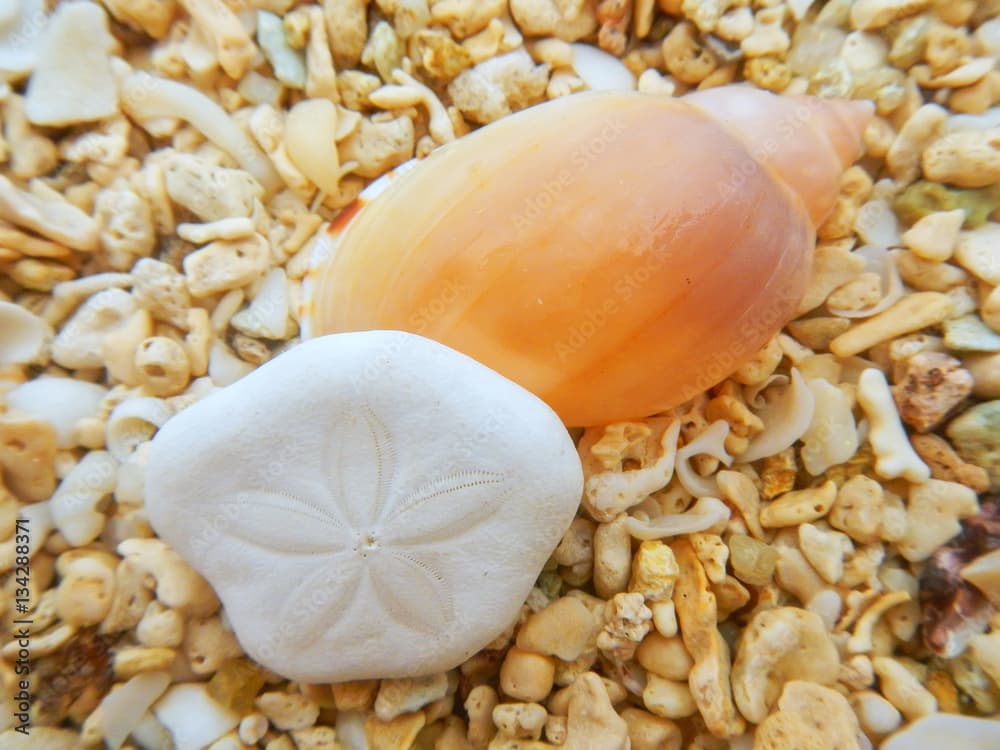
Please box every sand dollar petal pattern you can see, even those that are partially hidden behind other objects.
[145,331,583,682]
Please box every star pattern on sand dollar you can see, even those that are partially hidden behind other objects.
[211,405,509,642]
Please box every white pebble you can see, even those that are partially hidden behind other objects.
[6,376,106,449]
[0,301,52,367]
[153,683,240,750]
[570,44,636,91]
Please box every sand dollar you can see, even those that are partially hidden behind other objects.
[145,331,583,682]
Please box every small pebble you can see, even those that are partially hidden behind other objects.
[943,315,1000,352]
[947,400,1000,490]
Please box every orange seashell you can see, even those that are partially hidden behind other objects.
[303,87,872,426]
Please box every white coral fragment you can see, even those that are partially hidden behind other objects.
[448,48,549,124]
[24,2,118,126]
[52,288,137,370]
[731,607,840,724]
[163,154,263,223]
[857,368,930,483]
[583,421,681,522]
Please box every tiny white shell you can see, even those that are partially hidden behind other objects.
[106,397,175,462]
[50,450,118,546]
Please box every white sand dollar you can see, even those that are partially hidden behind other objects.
[145,331,583,682]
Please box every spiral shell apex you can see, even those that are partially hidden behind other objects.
[303,87,873,426]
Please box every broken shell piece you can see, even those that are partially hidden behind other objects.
[6,376,106,449]
[257,11,306,89]
[962,549,1000,607]
[0,176,99,251]
[0,301,52,367]
[676,420,733,498]
[24,2,117,126]
[625,497,731,540]
[145,331,583,682]
[96,671,171,750]
[285,99,349,197]
[800,378,858,475]
[920,501,999,657]
[121,71,280,194]
[106,397,175,462]
[740,368,815,463]
[231,268,294,340]
[826,244,904,319]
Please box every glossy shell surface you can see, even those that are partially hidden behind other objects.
[304,89,871,426]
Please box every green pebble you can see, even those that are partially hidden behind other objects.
[206,658,268,713]
[947,401,1000,490]
[894,181,1000,229]
[943,315,1000,353]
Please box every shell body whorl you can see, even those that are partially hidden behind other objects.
[304,88,872,426]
